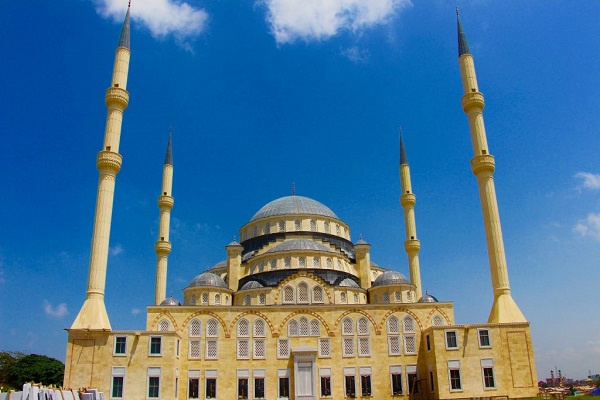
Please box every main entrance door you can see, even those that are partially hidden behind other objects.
[292,346,317,400]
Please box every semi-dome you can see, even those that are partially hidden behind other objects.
[188,272,228,289]
[250,195,339,222]
[266,239,333,254]
[240,280,265,290]
[418,293,439,303]
[372,270,409,287]
[160,296,181,306]
[339,278,360,288]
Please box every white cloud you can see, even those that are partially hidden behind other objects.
[575,171,600,190]
[573,213,600,241]
[131,308,141,315]
[95,0,209,42]
[260,0,411,44]
[109,244,124,256]
[341,46,369,63]
[43,300,69,318]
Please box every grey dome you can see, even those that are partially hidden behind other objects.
[250,196,338,222]
[188,272,228,289]
[418,293,439,303]
[240,280,264,290]
[160,297,181,306]
[339,278,360,288]
[266,239,333,254]
[209,260,227,270]
[372,270,409,287]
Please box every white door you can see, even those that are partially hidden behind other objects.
[296,362,314,399]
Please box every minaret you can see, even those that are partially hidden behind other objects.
[71,6,131,330]
[154,133,174,305]
[398,131,422,299]
[457,11,526,323]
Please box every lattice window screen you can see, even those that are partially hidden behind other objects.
[206,340,217,359]
[357,318,369,335]
[404,335,416,354]
[288,320,298,336]
[358,337,370,356]
[310,319,320,336]
[319,338,331,357]
[299,317,309,336]
[343,338,355,356]
[189,319,201,337]
[237,339,250,358]
[388,336,401,355]
[403,316,415,333]
[313,286,323,302]
[207,319,218,337]
[189,340,201,358]
[253,339,266,358]
[298,283,309,302]
[158,319,170,332]
[278,339,289,358]
[342,318,354,335]
[238,319,250,337]
[387,316,400,334]
[254,319,266,337]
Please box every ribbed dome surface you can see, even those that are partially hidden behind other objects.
[339,278,360,287]
[188,272,228,289]
[266,239,333,254]
[372,270,409,287]
[240,280,264,290]
[250,196,338,222]
[418,294,439,303]
[160,297,181,306]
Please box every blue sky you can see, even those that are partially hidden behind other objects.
[1,0,598,380]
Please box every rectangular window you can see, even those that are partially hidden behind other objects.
[319,338,331,358]
[205,370,217,400]
[344,367,356,397]
[404,335,416,354]
[429,370,435,392]
[150,336,162,355]
[481,358,495,389]
[253,339,266,359]
[390,366,403,395]
[478,329,491,348]
[360,367,372,397]
[388,336,401,355]
[445,330,458,349]
[320,368,331,397]
[111,367,125,399]
[448,360,462,391]
[277,338,289,358]
[342,337,355,357]
[148,367,161,398]
[254,369,265,399]
[407,365,418,394]
[237,339,250,359]
[188,370,200,399]
[278,369,290,399]
[114,336,127,355]
[189,340,201,359]
[206,339,218,359]
[237,370,249,400]
[358,337,371,357]
[426,334,431,351]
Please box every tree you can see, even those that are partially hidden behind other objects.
[0,351,27,388]
[7,354,64,387]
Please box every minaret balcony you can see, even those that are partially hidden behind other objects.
[105,87,129,109]
[96,151,122,173]
[461,91,484,112]
[155,240,172,254]
[400,193,416,206]
[158,195,174,209]
[471,154,496,175]
[404,239,421,252]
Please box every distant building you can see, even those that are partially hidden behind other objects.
[64,5,538,399]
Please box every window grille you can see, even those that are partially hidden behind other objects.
[278,339,289,358]
[215,294,221,304]
[189,340,201,358]
[259,293,265,304]
[158,319,170,331]
[206,340,217,359]
[283,286,294,303]
[253,226,257,237]
[202,293,209,304]
[189,319,201,337]
[264,223,270,234]
[191,294,196,305]
[358,337,370,356]
[403,316,415,333]
[238,319,249,337]
[270,259,277,270]
[244,295,251,306]
[383,292,390,303]
[299,256,306,267]
[324,221,330,232]
[288,320,298,336]
[387,316,400,334]
[405,335,416,354]
[319,338,331,357]
[259,261,265,272]
[278,220,285,232]
[433,315,444,326]
[207,319,218,337]
[284,257,291,268]
[313,286,323,303]
[343,337,355,357]
[388,336,401,355]
[310,319,320,336]
[336,224,340,235]
[310,219,316,231]
[237,339,249,359]
[342,317,353,335]
[253,339,266,358]
[298,283,309,303]
[357,317,369,335]
[326,258,332,268]
[340,292,346,303]
[299,317,309,336]
[313,257,320,267]
[353,293,359,303]
[254,319,266,337]
[395,291,402,302]
[294,220,301,231]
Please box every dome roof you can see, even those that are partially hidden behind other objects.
[266,239,333,254]
[372,270,409,287]
[418,293,439,303]
[250,196,338,222]
[339,278,360,287]
[160,296,181,306]
[188,272,228,289]
[240,280,264,290]
[209,260,227,270]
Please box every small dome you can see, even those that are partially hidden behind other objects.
[339,278,360,287]
[418,293,439,303]
[188,272,228,289]
[250,196,339,222]
[160,297,181,306]
[209,260,227,270]
[240,280,264,290]
[266,239,333,254]
[372,270,409,287]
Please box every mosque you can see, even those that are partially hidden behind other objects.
[63,5,538,400]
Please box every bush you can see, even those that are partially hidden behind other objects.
[6,354,64,387]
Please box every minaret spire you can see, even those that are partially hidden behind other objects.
[398,128,422,299]
[71,6,132,330]
[457,13,526,323]
[155,132,175,305]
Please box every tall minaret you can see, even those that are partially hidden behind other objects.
[457,11,526,323]
[154,133,174,305]
[399,130,422,299]
[71,5,131,330]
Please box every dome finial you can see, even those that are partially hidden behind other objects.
[292,182,296,196]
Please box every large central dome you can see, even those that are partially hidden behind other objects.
[250,195,339,222]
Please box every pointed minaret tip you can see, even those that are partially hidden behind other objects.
[399,128,408,166]
[118,4,131,49]
[456,9,471,57]
[164,130,173,165]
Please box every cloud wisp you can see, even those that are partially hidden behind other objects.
[260,0,411,44]
[575,171,600,191]
[109,244,124,256]
[573,213,600,242]
[94,0,209,43]
[43,300,69,318]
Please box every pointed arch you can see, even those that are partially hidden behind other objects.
[150,312,178,332]
[272,271,334,304]
[376,307,424,333]
[278,309,334,337]
[333,309,380,335]
[181,311,229,337]
[228,310,276,337]
[425,307,452,327]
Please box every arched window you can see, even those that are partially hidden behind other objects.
[324,221,330,233]
[158,319,170,331]
[202,293,209,304]
[337,260,342,270]
[270,259,277,270]
[353,293,359,303]
[383,292,390,303]
[432,315,445,326]
[215,293,221,304]
[238,319,250,337]
[313,286,323,303]
[342,317,353,335]
[244,295,251,306]
[294,220,301,231]
[387,316,400,334]
[395,291,402,302]
[189,319,201,337]
[403,316,415,333]
[326,258,332,269]
[313,257,320,267]
[191,294,196,305]
[284,257,291,268]
[207,319,218,337]
[357,317,369,335]
[299,317,309,336]
[406,291,412,302]
[254,319,266,337]
[259,293,266,305]
[259,261,265,272]
[299,256,306,267]
[310,219,316,231]
[340,292,347,303]
[310,319,320,336]
[298,282,309,303]
[335,224,340,235]
[283,286,294,303]
[288,319,298,336]
[278,220,285,232]
[264,222,270,234]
